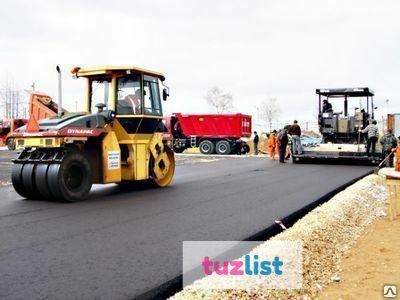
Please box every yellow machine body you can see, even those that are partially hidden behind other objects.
[11,66,175,202]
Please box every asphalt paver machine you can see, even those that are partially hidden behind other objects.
[293,87,382,164]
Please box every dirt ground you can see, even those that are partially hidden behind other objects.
[318,216,400,300]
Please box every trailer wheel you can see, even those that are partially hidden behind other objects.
[199,140,215,155]
[47,153,92,202]
[6,138,15,151]
[173,146,185,154]
[11,164,30,199]
[242,143,250,154]
[216,140,231,155]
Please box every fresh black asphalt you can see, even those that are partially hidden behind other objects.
[0,154,372,299]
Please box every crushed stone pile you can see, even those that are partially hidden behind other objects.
[171,174,388,299]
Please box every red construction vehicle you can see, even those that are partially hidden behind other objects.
[388,114,400,138]
[1,91,66,150]
[166,113,252,154]
[0,119,28,149]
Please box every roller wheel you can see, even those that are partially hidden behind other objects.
[199,140,215,155]
[11,164,30,199]
[153,146,175,187]
[7,138,15,151]
[35,164,53,200]
[215,140,231,155]
[21,163,41,199]
[47,152,92,202]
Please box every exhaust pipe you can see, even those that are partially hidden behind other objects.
[56,65,62,118]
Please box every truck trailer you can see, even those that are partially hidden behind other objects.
[166,113,252,155]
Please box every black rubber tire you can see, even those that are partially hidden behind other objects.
[47,153,92,202]
[242,144,250,154]
[173,147,185,154]
[35,164,53,200]
[11,164,30,199]
[199,140,215,155]
[6,138,15,151]
[21,163,40,199]
[215,140,231,155]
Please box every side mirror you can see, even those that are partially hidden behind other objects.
[162,88,169,101]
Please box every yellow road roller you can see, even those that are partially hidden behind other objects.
[10,66,175,202]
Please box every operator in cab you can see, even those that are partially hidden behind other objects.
[322,99,333,113]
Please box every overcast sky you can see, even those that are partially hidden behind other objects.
[1,0,399,130]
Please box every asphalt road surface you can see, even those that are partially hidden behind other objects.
[0,150,16,184]
[0,154,372,299]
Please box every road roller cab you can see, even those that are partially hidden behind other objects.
[11,66,175,202]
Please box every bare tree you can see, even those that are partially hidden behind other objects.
[0,76,25,119]
[205,86,234,113]
[259,98,281,132]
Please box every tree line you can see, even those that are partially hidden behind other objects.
[0,77,27,119]
[205,86,281,132]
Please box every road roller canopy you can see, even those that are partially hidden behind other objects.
[70,66,169,118]
[316,87,374,98]
[71,65,166,81]
[316,87,376,119]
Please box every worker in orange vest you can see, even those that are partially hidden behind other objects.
[268,130,277,160]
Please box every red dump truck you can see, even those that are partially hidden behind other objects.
[165,113,252,154]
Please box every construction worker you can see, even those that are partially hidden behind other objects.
[268,130,277,160]
[253,131,259,155]
[277,127,289,163]
[289,120,302,155]
[122,89,142,114]
[361,120,379,157]
[322,99,333,113]
[380,129,398,167]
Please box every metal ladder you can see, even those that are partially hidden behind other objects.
[190,136,197,148]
